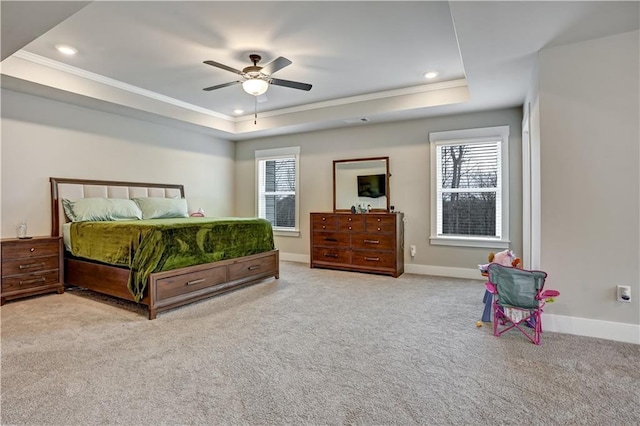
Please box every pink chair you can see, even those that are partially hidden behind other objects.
[484,263,559,345]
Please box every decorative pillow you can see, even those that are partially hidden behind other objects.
[133,197,189,219]
[62,198,143,222]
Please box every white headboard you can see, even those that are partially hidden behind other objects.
[50,177,184,237]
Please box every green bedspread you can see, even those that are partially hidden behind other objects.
[68,217,275,302]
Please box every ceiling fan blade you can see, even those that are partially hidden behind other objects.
[270,78,312,91]
[260,56,292,75]
[203,60,244,75]
[203,81,241,91]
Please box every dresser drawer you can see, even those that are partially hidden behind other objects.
[156,264,227,300]
[365,215,396,233]
[2,255,59,277]
[229,253,278,281]
[351,233,395,250]
[1,270,60,293]
[351,251,396,269]
[312,247,350,264]
[337,215,364,232]
[1,239,59,260]
[311,214,338,231]
[312,231,350,247]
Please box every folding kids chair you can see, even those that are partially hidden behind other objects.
[484,263,559,345]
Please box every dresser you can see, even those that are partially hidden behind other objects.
[1,236,64,304]
[310,212,404,277]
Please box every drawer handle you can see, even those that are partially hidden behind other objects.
[323,253,338,258]
[186,278,206,286]
[364,257,380,262]
[322,217,326,221]
[19,262,45,270]
[30,248,36,252]
[248,265,261,270]
[322,225,326,229]
[377,218,381,222]
[348,226,352,230]
[20,277,46,285]
[324,238,338,242]
[348,217,352,222]
[377,227,381,231]
[363,239,380,244]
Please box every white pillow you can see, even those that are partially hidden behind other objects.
[62,198,143,222]
[133,197,189,219]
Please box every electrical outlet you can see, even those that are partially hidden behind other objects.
[617,285,631,302]
[410,245,416,257]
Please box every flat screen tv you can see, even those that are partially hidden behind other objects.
[357,174,386,198]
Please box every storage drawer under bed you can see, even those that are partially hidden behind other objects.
[155,264,228,300]
[228,253,278,281]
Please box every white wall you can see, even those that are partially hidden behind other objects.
[235,108,523,276]
[1,89,235,238]
[537,30,639,338]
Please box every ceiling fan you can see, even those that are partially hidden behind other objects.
[202,54,312,96]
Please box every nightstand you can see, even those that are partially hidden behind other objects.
[1,236,64,305]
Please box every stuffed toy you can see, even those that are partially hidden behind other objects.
[488,249,521,268]
[478,249,521,275]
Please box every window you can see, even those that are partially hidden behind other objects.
[429,126,510,248]
[255,147,300,236]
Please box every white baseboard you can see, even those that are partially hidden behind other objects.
[542,314,639,345]
[279,253,482,280]
[279,252,309,264]
[279,253,639,344]
[404,263,483,280]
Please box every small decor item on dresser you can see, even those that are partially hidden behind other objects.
[350,205,356,214]
[16,221,30,239]
[190,208,205,217]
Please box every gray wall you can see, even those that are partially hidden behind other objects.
[1,89,236,238]
[537,30,639,325]
[235,107,523,275]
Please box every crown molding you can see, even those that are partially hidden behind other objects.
[237,79,469,120]
[13,50,232,121]
[13,50,469,127]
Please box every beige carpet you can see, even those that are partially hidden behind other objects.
[1,261,639,425]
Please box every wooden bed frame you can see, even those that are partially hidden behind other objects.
[50,177,279,319]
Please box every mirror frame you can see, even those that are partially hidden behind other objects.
[333,156,390,213]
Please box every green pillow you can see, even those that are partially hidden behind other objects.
[133,197,189,219]
[62,198,143,222]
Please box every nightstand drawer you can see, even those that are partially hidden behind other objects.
[1,240,59,260]
[2,270,60,293]
[1,236,64,305]
[2,255,59,277]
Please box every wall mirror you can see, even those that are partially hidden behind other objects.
[333,156,390,212]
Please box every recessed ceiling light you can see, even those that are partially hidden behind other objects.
[233,109,244,115]
[55,44,78,56]
[424,71,439,79]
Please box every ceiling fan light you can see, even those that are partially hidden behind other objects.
[242,79,269,96]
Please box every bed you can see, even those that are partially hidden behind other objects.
[50,177,279,319]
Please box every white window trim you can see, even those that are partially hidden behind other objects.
[429,126,510,249]
[255,146,300,237]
